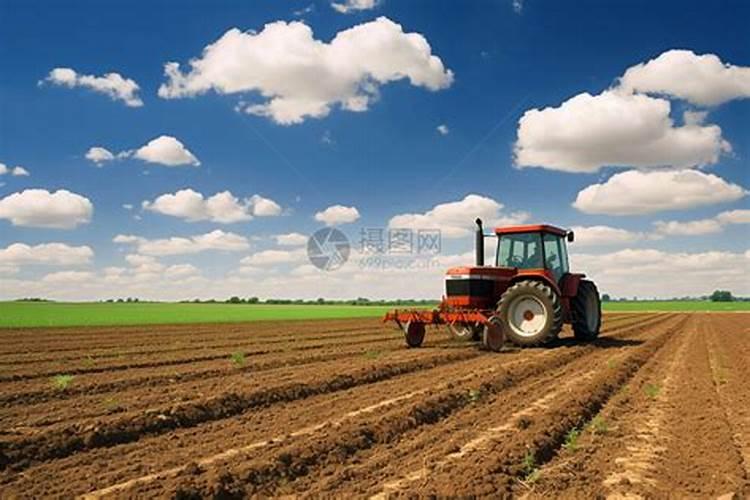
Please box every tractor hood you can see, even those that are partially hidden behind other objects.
[444,266,516,309]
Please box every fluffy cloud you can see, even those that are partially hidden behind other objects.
[570,225,644,246]
[85,136,199,167]
[113,230,250,256]
[43,67,143,107]
[158,17,453,124]
[653,208,750,236]
[389,194,529,238]
[142,189,281,223]
[0,163,30,176]
[85,147,115,165]
[573,170,746,215]
[275,232,309,246]
[0,189,93,229]
[515,90,729,173]
[331,0,379,13]
[240,248,307,266]
[620,50,750,107]
[572,248,750,297]
[42,270,95,283]
[314,205,360,225]
[133,136,200,166]
[436,124,449,135]
[0,242,93,266]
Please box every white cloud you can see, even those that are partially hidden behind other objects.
[275,232,309,246]
[248,194,282,216]
[570,225,643,247]
[43,67,143,107]
[436,124,449,135]
[573,169,746,215]
[572,248,750,298]
[42,270,95,283]
[0,242,93,266]
[85,147,115,165]
[85,136,199,167]
[653,208,750,236]
[389,194,529,238]
[142,189,281,223]
[620,49,750,107]
[158,17,453,124]
[0,189,93,229]
[515,90,729,173]
[331,0,379,13]
[652,219,723,236]
[0,163,30,177]
[716,209,750,225]
[314,204,360,225]
[133,136,200,167]
[164,263,200,278]
[241,248,307,266]
[114,230,250,256]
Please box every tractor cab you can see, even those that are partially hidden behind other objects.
[494,224,573,284]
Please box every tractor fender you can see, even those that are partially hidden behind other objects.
[560,273,586,298]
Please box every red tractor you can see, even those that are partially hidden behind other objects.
[385,219,601,351]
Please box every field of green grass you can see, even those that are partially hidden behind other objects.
[0,300,746,328]
[601,300,750,312]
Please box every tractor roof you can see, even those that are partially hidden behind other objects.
[494,224,568,236]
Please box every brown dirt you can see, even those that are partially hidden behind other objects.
[0,312,745,498]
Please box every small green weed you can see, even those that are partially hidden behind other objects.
[364,350,382,360]
[102,397,123,412]
[83,355,96,368]
[644,383,660,399]
[588,415,609,435]
[230,351,246,367]
[521,449,539,482]
[52,374,74,390]
[562,426,581,451]
[466,388,483,403]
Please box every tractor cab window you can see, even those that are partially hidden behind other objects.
[496,233,543,269]
[543,233,569,281]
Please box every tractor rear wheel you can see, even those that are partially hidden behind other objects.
[448,323,483,341]
[403,321,425,348]
[572,280,601,341]
[497,280,563,347]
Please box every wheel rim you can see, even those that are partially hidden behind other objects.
[586,292,599,331]
[508,295,547,337]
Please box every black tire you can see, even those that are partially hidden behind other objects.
[572,280,601,341]
[404,321,425,348]
[497,280,563,347]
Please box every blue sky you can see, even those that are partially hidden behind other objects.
[0,0,748,300]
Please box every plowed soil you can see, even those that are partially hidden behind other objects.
[0,312,747,498]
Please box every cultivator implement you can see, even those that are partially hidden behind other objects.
[384,304,506,351]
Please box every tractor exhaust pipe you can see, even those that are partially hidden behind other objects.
[475,218,484,266]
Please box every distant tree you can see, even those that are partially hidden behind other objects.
[247,297,259,304]
[710,290,734,302]
[601,294,611,302]
[227,296,242,304]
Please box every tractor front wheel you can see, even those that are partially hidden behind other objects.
[403,321,426,348]
[497,280,563,347]
[572,280,601,341]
